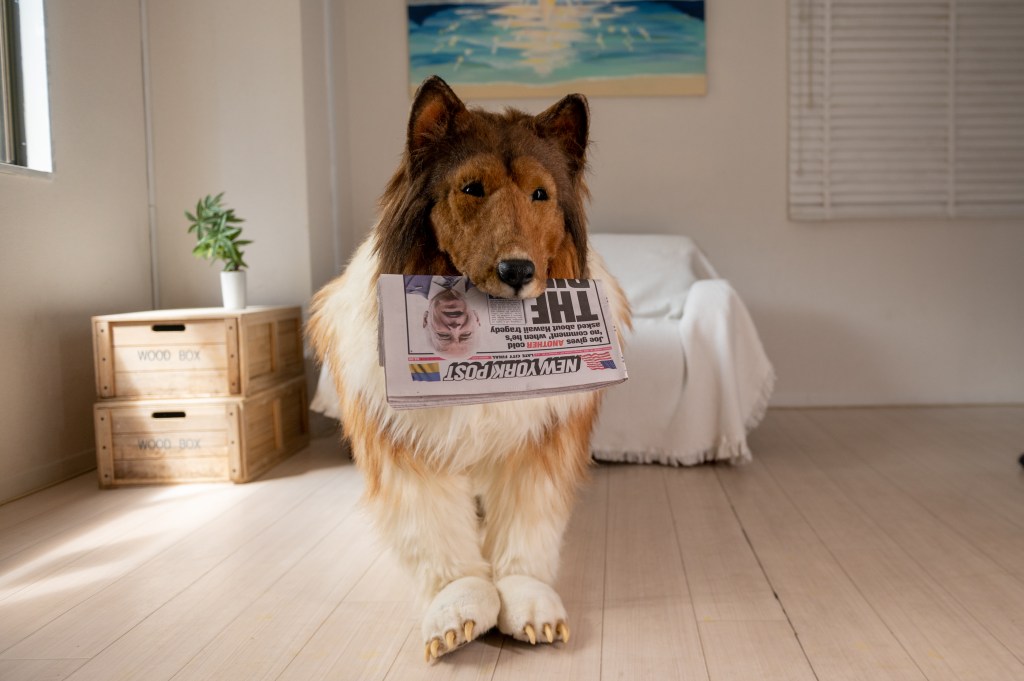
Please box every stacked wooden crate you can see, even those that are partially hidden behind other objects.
[91,306,310,487]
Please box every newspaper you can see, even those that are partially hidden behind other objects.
[378,274,628,409]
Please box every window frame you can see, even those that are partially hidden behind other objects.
[0,0,21,166]
[0,0,52,176]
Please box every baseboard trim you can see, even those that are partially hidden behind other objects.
[0,449,98,508]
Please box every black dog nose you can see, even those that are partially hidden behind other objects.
[497,259,535,289]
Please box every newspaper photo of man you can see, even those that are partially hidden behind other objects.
[404,275,482,358]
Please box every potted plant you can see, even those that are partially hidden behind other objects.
[186,192,251,309]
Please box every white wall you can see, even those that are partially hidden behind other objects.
[302,0,339,294]
[146,0,328,310]
[337,0,1024,406]
[0,0,152,502]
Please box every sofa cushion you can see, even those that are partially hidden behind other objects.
[590,233,716,320]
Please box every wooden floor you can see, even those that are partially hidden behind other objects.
[1,407,1023,681]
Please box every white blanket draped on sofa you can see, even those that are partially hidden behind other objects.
[588,234,774,465]
[309,233,774,466]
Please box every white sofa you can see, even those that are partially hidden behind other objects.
[588,233,774,465]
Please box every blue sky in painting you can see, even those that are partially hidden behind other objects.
[408,1,706,86]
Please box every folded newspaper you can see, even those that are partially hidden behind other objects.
[378,274,628,409]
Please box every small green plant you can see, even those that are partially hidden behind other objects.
[185,192,250,271]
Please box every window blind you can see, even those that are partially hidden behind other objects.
[789,0,1024,220]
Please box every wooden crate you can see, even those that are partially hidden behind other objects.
[93,376,310,487]
[92,306,303,399]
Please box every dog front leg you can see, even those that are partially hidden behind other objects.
[364,453,499,661]
[477,421,593,646]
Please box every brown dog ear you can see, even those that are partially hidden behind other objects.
[535,93,589,175]
[408,76,466,155]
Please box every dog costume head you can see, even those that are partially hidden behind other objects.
[374,76,591,299]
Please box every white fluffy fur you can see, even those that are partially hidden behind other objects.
[495,575,569,642]
[314,233,630,656]
[422,576,500,649]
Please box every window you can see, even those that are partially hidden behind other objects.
[1,0,51,173]
[789,0,1024,220]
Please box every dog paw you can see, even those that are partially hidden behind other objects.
[495,575,570,645]
[422,576,500,662]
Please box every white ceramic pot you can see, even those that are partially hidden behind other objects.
[220,270,247,309]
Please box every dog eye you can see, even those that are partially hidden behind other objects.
[531,187,549,201]
[462,181,485,198]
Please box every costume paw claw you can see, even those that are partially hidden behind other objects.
[422,577,499,662]
[425,628,465,662]
[495,575,570,647]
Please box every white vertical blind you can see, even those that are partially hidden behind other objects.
[789,0,1024,220]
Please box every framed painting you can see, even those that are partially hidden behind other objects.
[407,1,707,98]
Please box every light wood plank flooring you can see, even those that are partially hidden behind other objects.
[1,407,1022,680]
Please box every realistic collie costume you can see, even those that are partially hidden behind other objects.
[308,76,630,661]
